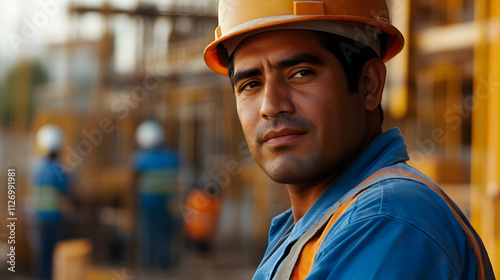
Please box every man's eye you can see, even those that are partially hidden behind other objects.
[292,70,313,78]
[241,81,261,91]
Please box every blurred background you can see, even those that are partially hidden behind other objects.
[0,0,498,279]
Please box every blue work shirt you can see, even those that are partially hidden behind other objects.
[31,157,68,222]
[253,128,477,279]
[132,147,178,210]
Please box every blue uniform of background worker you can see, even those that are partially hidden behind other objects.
[132,120,178,269]
[30,124,69,280]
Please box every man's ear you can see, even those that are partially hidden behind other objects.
[358,58,387,112]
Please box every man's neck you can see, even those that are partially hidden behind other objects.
[286,173,339,223]
[285,156,352,223]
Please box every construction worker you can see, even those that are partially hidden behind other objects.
[203,1,495,279]
[132,120,178,270]
[30,124,69,280]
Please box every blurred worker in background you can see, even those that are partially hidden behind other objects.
[29,124,69,280]
[203,0,495,279]
[132,120,179,270]
[184,185,220,254]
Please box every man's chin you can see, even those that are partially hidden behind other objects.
[262,163,310,185]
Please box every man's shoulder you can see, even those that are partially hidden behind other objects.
[352,177,453,223]
[312,175,472,278]
[335,164,451,225]
[326,175,468,259]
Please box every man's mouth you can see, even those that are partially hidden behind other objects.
[261,128,307,147]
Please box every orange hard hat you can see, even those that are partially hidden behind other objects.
[204,0,405,76]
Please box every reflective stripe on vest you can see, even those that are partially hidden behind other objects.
[138,168,176,195]
[276,162,495,280]
[291,189,369,279]
[32,185,62,211]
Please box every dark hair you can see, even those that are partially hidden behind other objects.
[316,31,384,123]
[222,30,384,122]
[316,31,379,91]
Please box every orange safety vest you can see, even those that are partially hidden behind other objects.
[274,163,495,280]
[184,189,221,242]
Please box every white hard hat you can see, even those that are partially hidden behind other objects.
[135,120,165,149]
[36,124,64,153]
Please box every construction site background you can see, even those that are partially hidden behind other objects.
[0,0,499,279]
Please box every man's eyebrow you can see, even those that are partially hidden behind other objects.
[231,68,262,86]
[275,53,326,69]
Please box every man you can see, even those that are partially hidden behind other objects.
[203,0,495,279]
[132,120,178,270]
[30,124,69,280]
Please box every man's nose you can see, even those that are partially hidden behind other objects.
[259,79,294,120]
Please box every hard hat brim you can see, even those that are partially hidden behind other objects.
[204,15,404,76]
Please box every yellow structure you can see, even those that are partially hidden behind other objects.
[53,239,92,280]
[472,0,500,274]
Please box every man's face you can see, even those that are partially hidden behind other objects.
[232,30,367,185]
